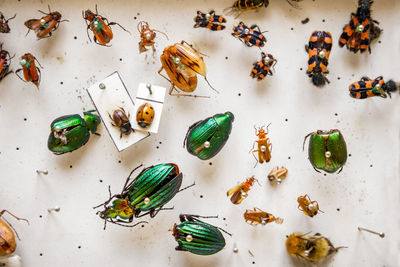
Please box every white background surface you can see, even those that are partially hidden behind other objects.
[0,0,399,266]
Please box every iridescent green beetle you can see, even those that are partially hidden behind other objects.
[303,129,347,173]
[47,110,101,155]
[172,214,228,255]
[95,164,191,229]
[184,112,234,160]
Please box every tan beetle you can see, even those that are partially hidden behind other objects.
[0,210,29,256]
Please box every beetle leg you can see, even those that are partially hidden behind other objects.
[249,140,256,153]
[0,210,29,240]
[302,132,314,151]
[337,167,343,174]
[251,150,259,167]
[119,164,145,194]
[108,21,131,34]
[178,181,195,193]
[153,29,169,40]
[14,68,26,82]
[313,166,321,173]
[180,214,218,223]
[107,219,148,228]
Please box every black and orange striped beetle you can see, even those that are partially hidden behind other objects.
[250,52,276,81]
[338,0,381,54]
[349,76,397,99]
[194,11,226,31]
[0,12,16,33]
[137,21,168,53]
[0,44,14,82]
[24,5,67,39]
[232,22,267,48]
[306,31,332,87]
[109,108,134,138]
[224,0,269,18]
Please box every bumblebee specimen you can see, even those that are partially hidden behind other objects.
[244,208,283,226]
[0,12,16,33]
[227,176,258,205]
[194,11,226,31]
[137,21,168,53]
[250,52,276,81]
[339,0,381,53]
[224,0,269,18]
[24,5,66,39]
[250,124,272,167]
[297,194,321,217]
[15,53,43,89]
[109,108,134,138]
[267,166,288,184]
[349,76,397,99]
[306,31,332,87]
[286,232,346,262]
[232,22,267,48]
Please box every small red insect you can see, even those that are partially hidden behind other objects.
[137,21,168,53]
[15,53,43,89]
[227,176,258,205]
[250,52,277,81]
[0,12,16,33]
[250,124,272,167]
[0,44,14,82]
[24,5,67,39]
[244,207,283,226]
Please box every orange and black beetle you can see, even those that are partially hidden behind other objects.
[15,53,42,89]
[24,5,67,39]
[137,21,168,53]
[194,11,226,31]
[136,103,155,128]
[232,22,266,48]
[339,0,381,54]
[349,76,397,99]
[250,124,272,167]
[250,52,276,81]
[0,44,13,82]
[224,0,269,18]
[0,12,16,33]
[306,31,332,87]
[109,108,134,138]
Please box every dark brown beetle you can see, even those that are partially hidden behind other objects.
[24,5,67,39]
[0,12,16,33]
[109,108,134,138]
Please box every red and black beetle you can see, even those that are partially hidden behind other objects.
[349,76,397,99]
[306,31,332,87]
[194,11,226,31]
[15,53,43,89]
[232,22,267,48]
[250,52,277,81]
[0,12,16,33]
[0,44,14,82]
[24,5,67,39]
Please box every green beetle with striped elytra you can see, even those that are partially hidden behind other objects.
[303,129,347,173]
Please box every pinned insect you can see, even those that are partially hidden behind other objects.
[194,11,226,31]
[137,21,168,53]
[339,0,381,53]
[250,124,272,167]
[95,164,192,229]
[349,76,397,99]
[227,176,258,205]
[24,5,67,39]
[83,5,129,46]
[297,194,321,217]
[267,166,288,184]
[232,22,267,48]
[0,210,29,256]
[251,52,276,81]
[286,232,346,262]
[224,0,269,18]
[158,40,218,97]
[0,44,14,82]
[306,31,332,87]
[136,103,154,128]
[109,108,134,138]
[171,214,229,255]
[15,53,43,89]
[0,12,16,33]
[244,208,283,226]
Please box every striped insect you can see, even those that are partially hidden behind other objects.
[306,31,332,87]
[250,52,276,81]
[137,21,168,53]
[349,76,397,99]
[338,0,381,54]
[0,12,16,33]
[227,176,258,204]
[250,124,272,167]
[297,194,321,218]
[15,53,43,89]
[0,44,14,82]
[83,5,129,46]
[232,22,267,48]
[244,208,283,226]
[194,11,226,31]
[24,5,67,39]
[224,0,269,18]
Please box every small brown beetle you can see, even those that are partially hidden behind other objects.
[0,210,29,256]
[108,108,134,138]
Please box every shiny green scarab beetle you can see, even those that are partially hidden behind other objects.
[47,110,101,155]
[96,164,190,229]
[184,112,234,160]
[172,214,227,255]
[303,129,347,173]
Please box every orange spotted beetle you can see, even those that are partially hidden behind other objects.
[137,21,168,53]
[15,53,43,89]
[24,5,67,39]
[250,52,277,81]
[297,194,321,218]
[0,12,16,33]
[306,31,332,87]
[0,44,14,82]
[227,176,258,205]
[339,0,381,54]
[250,124,272,167]
[244,207,283,226]
[136,103,155,128]
[194,11,226,31]
[232,22,267,48]
[349,76,397,99]
[224,0,269,18]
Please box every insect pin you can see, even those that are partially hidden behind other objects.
[297,194,322,217]
[267,166,288,184]
[250,124,272,167]
[339,0,381,54]
[349,76,397,99]
[232,22,267,48]
[83,5,130,46]
[108,108,134,138]
[358,227,385,238]
[137,21,168,53]
[0,43,14,82]
[0,12,16,33]
[306,31,332,87]
[224,0,269,18]
[24,5,67,39]
[227,176,258,205]
[244,208,283,226]
[0,210,29,256]
[251,52,277,81]
[15,53,43,89]
[194,11,226,31]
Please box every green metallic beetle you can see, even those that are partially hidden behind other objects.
[95,163,192,229]
[184,112,234,160]
[172,214,229,255]
[303,129,347,173]
[47,110,101,155]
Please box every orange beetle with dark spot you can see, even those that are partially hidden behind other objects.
[0,210,29,256]
[137,21,168,53]
[136,103,155,128]
[15,53,43,89]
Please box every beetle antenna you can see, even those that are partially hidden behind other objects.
[178,181,195,192]
[204,76,219,94]
[153,29,169,40]
[303,132,313,151]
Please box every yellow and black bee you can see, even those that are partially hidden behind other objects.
[194,11,226,31]
[224,0,269,18]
